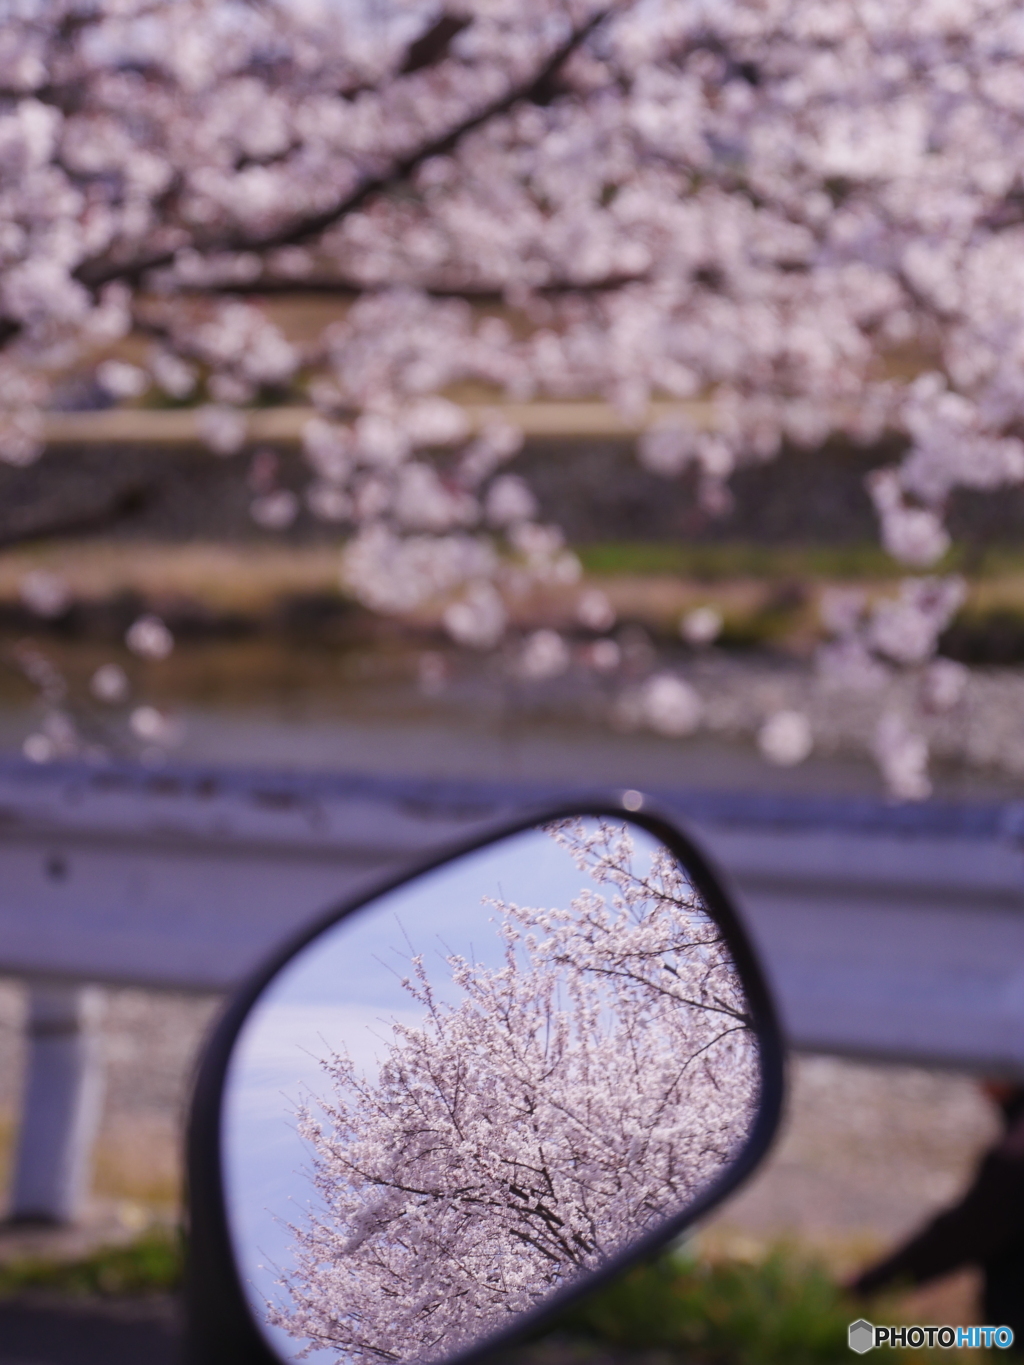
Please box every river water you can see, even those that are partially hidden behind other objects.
[2,636,1022,802]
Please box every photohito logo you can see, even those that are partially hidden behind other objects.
[848,1320,1015,1352]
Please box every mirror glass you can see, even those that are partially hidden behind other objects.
[221,815,763,1365]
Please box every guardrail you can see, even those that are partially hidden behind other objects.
[2,757,1023,1221]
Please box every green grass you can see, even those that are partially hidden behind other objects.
[529,1247,972,1365]
[573,540,983,581]
[0,1234,983,1365]
[0,1227,182,1298]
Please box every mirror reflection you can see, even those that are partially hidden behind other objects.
[222,816,761,1365]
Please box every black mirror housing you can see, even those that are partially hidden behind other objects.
[184,795,785,1365]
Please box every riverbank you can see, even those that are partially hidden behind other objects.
[2,538,1024,664]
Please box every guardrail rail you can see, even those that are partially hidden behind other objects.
[2,758,1023,1221]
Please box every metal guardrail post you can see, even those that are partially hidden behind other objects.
[8,985,105,1224]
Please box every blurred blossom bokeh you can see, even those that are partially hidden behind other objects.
[2,0,1024,1352]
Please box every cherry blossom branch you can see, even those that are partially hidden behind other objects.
[74,5,619,295]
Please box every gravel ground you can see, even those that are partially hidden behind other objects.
[703,1055,997,1254]
[0,980,1000,1304]
[697,1058,1000,1326]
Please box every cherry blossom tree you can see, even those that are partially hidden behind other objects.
[265,818,758,1363]
[7,0,1024,793]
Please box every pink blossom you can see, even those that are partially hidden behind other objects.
[8,0,1024,796]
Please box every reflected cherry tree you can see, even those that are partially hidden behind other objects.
[267,819,757,1363]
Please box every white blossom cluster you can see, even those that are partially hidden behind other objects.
[7,0,1024,793]
[12,585,183,766]
[815,578,968,798]
[268,818,758,1363]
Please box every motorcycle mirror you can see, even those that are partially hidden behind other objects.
[185,796,784,1365]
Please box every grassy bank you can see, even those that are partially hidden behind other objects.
[3,537,1024,661]
[0,1234,988,1362]
[0,1227,181,1299]
[576,541,913,580]
[576,539,1024,582]
[530,1248,983,1365]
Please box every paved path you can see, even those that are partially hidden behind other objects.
[0,1298,179,1365]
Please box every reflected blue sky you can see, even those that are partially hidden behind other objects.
[222,819,670,1364]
